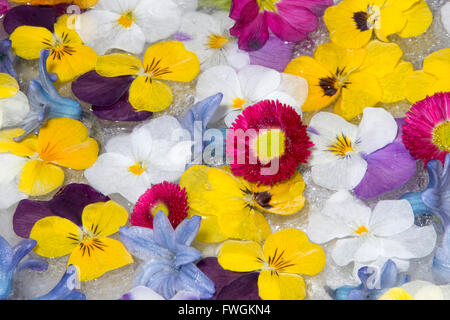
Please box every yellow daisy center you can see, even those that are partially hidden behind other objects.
[254,129,286,163]
[207,34,229,49]
[353,5,380,31]
[432,121,450,152]
[355,225,369,236]
[327,134,354,157]
[151,202,170,217]
[118,11,135,28]
[129,162,146,176]
[257,0,279,12]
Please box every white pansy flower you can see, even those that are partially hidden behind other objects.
[84,116,192,203]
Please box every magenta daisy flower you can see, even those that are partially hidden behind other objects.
[402,92,450,166]
[226,99,313,185]
[229,0,333,51]
[130,182,189,229]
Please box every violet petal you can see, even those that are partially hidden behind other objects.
[3,5,56,34]
[72,71,134,107]
[92,93,153,122]
[215,272,260,300]
[249,34,293,72]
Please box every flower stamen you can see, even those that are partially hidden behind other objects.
[328,134,354,157]
[206,34,228,49]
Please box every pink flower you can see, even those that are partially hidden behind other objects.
[402,92,450,166]
[229,0,332,51]
[0,0,10,15]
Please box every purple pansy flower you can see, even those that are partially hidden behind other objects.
[3,5,56,35]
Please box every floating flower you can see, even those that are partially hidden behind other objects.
[195,64,307,126]
[308,108,416,197]
[442,2,450,35]
[179,165,306,242]
[13,183,110,238]
[10,15,97,83]
[307,191,437,268]
[76,0,183,55]
[0,118,99,209]
[229,0,332,51]
[402,92,450,166]
[29,200,133,281]
[218,228,326,300]
[3,5,57,35]
[175,11,249,70]
[284,40,412,120]
[95,41,200,112]
[13,0,98,9]
[404,50,450,103]
[131,182,189,230]
[84,116,192,203]
[433,228,450,285]
[331,259,409,300]
[120,286,199,300]
[226,100,313,185]
[35,265,85,300]
[0,72,29,130]
[379,281,450,300]
[324,0,432,49]
[119,211,215,300]
[0,236,48,300]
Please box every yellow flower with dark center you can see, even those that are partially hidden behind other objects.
[95,41,200,112]
[10,15,98,83]
[324,0,432,49]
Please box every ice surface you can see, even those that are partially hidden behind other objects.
[1,0,449,300]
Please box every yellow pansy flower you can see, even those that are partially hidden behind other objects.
[378,288,413,300]
[13,0,98,9]
[218,228,326,300]
[30,200,133,281]
[284,40,411,120]
[404,48,450,103]
[95,41,200,112]
[0,117,99,196]
[10,15,98,83]
[324,0,432,49]
[179,165,306,243]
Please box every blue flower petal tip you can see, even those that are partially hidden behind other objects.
[0,39,18,80]
[13,49,82,142]
[0,236,48,300]
[432,228,450,285]
[34,265,86,300]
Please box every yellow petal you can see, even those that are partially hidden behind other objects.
[263,229,326,275]
[324,2,373,49]
[74,0,98,9]
[397,0,432,38]
[47,43,97,82]
[334,71,383,120]
[190,211,229,243]
[253,171,306,215]
[37,118,99,170]
[258,270,306,300]
[284,56,339,111]
[422,48,450,80]
[53,14,83,45]
[218,240,264,272]
[380,60,414,103]
[388,0,420,11]
[10,26,53,60]
[360,40,403,78]
[314,42,367,75]
[82,201,129,238]
[30,216,80,258]
[128,77,173,112]
[0,73,19,98]
[18,160,65,196]
[68,237,133,281]
[96,53,143,77]
[143,41,200,82]
[404,70,438,103]
[375,5,407,42]
[379,287,414,300]
[0,129,38,157]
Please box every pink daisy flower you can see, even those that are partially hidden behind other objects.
[402,92,450,166]
[226,99,313,185]
[229,0,332,51]
[131,182,189,229]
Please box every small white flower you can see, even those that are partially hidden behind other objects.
[84,116,192,203]
[307,191,437,267]
[308,107,398,190]
[195,64,307,127]
[0,91,29,129]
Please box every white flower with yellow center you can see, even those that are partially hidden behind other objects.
[177,11,249,70]
[84,116,192,203]
[307,191,437,267]
[308,107,398,191]
[76,0,192,55]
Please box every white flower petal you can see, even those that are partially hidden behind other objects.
[0,181,27,209]
[264,91,301,114]
[173,0,198,12]
[307,212,355,244]
[105,134,134,158]
[332,237,361,266]
[278,73,308,111]
[225,44,250,71]
[237,65,280,102]
[356,107,398,154]
[0,91,30,128]
[311,155,367,190]
[369,199,414,237]
[309,112,358,143]
[353,235,382,263]
[224,109,241,128]
[0,153,27,184]
[139,116,188,142]
[441,2,450,35]
[95,0,140,12]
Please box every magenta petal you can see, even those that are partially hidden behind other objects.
[233,12,270,51]
[280,0,333,16]
[230,0,256,20]
[13,184,110,238]
[92,93,153,122]
[3,5,56,34]
[249,34,293,72]
[216,273,260,300]
[0,0,10,15]
[266,11,310,42]
[72,71,134,107]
